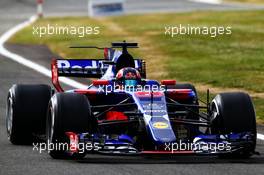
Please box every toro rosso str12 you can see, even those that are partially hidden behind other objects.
[6,41,257,159]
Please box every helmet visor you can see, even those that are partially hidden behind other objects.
[124,80,138,87]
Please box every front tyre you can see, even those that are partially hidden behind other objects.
[47,93,97,159]
[211,92,256,158]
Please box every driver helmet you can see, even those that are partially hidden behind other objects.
[116,67,141,87]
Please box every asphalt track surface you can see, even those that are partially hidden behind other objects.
[0,0,264,175]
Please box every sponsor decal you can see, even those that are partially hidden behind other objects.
[56,59,142,75]
[153,122,169,129]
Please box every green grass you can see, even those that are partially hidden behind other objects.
[8,10,264,121]
[10,17,141,59]
[253,98,264,124]
[225,0,264,4]
[111,11,264,92]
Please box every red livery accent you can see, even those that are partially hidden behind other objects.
[116,69,123,79]
[167,89,192,94]
[51,59,64,92]
[74,89,97,94]
[92,80,110,86]
[104,48,108,59]
[135,91,163,97]
[161,80,176,86]
[65,132,79,153]
[167,89,192,100]
[125,72,136,79]
[135,91,151,96]
[105,111,128,121]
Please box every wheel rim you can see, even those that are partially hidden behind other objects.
[6,96,13,138]
[211,101,219,121]
[47,106,55,144]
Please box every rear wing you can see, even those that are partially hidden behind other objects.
[55,59,107,78]
[51,59,146,92]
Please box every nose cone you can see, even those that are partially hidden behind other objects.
[147,117,176,144]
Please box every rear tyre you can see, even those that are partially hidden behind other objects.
[47,93,97,159]
[6,84,52,145]
[211,92,256,158]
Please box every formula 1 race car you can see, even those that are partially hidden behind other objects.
[6,41,257,159]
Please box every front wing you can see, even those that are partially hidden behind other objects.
[63,132,255,156]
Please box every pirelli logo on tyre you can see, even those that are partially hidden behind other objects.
[153,122,169,129]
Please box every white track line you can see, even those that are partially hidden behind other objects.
[0,16,264,141]
[189,0,222,4]
[257,133,264,141]
[0,16,87,89]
